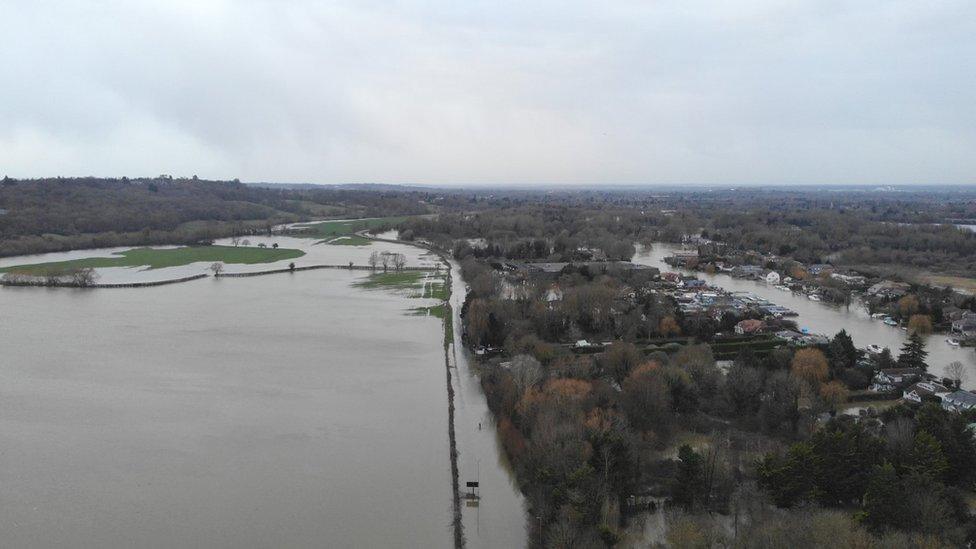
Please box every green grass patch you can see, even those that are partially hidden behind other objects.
[0,245,305,274]
[409,304,449,320]
[422,277,450,300]
[290,216,411,239]
[353,270,428,290]
[318,234,372,246]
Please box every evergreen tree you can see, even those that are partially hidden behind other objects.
[828,329,860,371]
[672,445,705,510]
[862,462,904,533]
[897,333,928,370]
[875,347,897,370]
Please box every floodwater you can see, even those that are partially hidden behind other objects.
[0,233,439,284]
[449,260,527,548]
[635,243,976,387]
[0,241,455,547]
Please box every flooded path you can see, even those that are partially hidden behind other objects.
[448,259,528,548]
[634,243,976,387]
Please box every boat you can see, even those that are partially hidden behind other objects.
[870,312,888,319]
[865,344,885,355]
[775,285,790,291]
[808,294,822,302]
[883,318,898,326]
[947,337,961,347]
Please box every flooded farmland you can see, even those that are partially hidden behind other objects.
[0,237,457,548]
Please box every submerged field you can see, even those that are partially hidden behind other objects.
[0,245,305,274]
[353,270,448,299]
[320,234,372,246]
[290,216,411,240]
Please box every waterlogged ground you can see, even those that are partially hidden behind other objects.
[0,269,455,548]
[0,245,306,274]
[0,230,438,285]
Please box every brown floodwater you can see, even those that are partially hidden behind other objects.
[0,268,454,548]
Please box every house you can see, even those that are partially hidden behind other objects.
[867,281,911,298]
[951,313,976,334]
[830,272,868,286]
[665,250,699,267]
[871,367,925,392]
[807,264,833,276]
[943,306,968,322]
[941,390,976,413]
[903,381,950,404]
[731,265,764,279]
[799,333,830,346]
[545,284,563,303]
[735,319,765,335]
[680,277,706,289]
[661,272,682,284]
[763,271,781,285]
[775,330,806,344]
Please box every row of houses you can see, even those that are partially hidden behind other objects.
[870,367,976,413]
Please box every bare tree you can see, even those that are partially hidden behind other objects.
[368,251,380,271]
[510,354,544,395]
[380,252,390,272]
[947,361,967,387]
[71,267,98,287]
[210,262,224,276]
[241,239,250,247]
[393,253,407,272]
[231,236,240,247]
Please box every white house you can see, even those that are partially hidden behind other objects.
[903,381,950,404]
[941,390,976,413]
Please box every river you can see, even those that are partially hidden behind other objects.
[0,237,457,548]
[634,243,976,387]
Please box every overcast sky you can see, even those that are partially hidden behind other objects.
[1,1,973,185]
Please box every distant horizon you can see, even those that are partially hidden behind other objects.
[5,175,976,191]
[2,2,973,185]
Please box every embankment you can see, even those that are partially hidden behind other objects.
[1,273,209,289]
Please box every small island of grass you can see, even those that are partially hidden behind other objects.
[0,245,306,275]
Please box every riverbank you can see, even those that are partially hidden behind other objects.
[637,242,976,387]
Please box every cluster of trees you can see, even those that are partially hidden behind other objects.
[460,259,668,348]
[367,251,407,272]
[400,207,645,262]
[457,244,976,544]
[0,177,432,257]
[678,192,976,276]
[758,406,976,544]
[1,266,98,287]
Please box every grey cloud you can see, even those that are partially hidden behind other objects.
[0,0,973,185]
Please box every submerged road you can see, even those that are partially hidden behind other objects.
[448,259,528,548]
